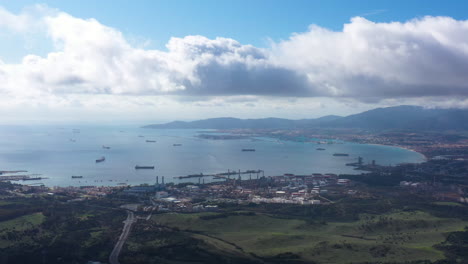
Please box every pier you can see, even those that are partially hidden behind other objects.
[0,174,47,181]
[0,170,28,175]
[175,170,264,180]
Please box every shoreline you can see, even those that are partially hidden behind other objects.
[363,143,428,162]
[246,133,429,163]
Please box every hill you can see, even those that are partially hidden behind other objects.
[143,115,341,129]
[327,105,468,130]
[143,106,468,131]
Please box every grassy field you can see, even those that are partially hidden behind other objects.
[432,201,465,207]
[0,201,15,206]
[151,210,468,263]
[0,212,45,248]
[0,212,44,231]
[123,219,262,264]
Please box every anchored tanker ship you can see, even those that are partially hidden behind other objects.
[242,149,256,152]
[135,165,155,169]
[333,153,349,157]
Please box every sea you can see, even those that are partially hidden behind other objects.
[0,125,426,187]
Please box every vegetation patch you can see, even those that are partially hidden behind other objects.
[152,208,468,264]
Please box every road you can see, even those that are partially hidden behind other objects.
[109,210,136,264]
[318,195,334,203]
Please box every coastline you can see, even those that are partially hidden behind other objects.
[363,143,428,162]
[245,133,429,163]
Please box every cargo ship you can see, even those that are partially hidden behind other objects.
[102,145,111,149]
[242,149,256,152]
[173,144,182,146]
[316,148,326,150]
[176,173,203,179]
[96,157,105,163]
[146,140,156,143]
[333,153,349,157]
[72,175,83,179]
[135,165,155,169]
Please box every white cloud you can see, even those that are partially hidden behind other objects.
[273,16,468,98]
[0,6,36,32]
[0,5,468,120]
[0,5,56,34]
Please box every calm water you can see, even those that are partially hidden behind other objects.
[0,125,426,187]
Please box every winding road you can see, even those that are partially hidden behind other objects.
[109,210,136,264]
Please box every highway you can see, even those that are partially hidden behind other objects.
[109,210,136,264]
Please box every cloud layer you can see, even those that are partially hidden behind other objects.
[273,16,468,99]
[1,6,468,107]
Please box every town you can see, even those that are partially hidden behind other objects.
[2,155,467,213]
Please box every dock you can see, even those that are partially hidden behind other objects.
[0,170,27,175]
[175,170,263,180]
[0,174,48,181]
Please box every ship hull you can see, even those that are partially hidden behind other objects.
[135,166,155,169]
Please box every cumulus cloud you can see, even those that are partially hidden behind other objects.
[273,16,468,98]
[0,6,468,108]
[0,5,44,32]
[0,9,314,99]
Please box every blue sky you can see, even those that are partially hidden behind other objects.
[0,1,468,123]
[1,0,468,55]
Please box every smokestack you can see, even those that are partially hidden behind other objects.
[156,176,159,185]
[162,176,165,185]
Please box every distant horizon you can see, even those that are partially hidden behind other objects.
[0,104,462,126]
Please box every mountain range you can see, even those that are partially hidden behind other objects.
[143,105,468,131]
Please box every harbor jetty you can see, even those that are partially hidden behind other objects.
[0,170,27,175]
[175,169,263,180]
[0,174,48,181]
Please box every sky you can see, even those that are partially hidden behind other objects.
[0,0,468,124]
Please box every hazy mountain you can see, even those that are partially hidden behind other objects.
[144,106,468,130]
[144,115,342,129]
[327,105,468,130]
